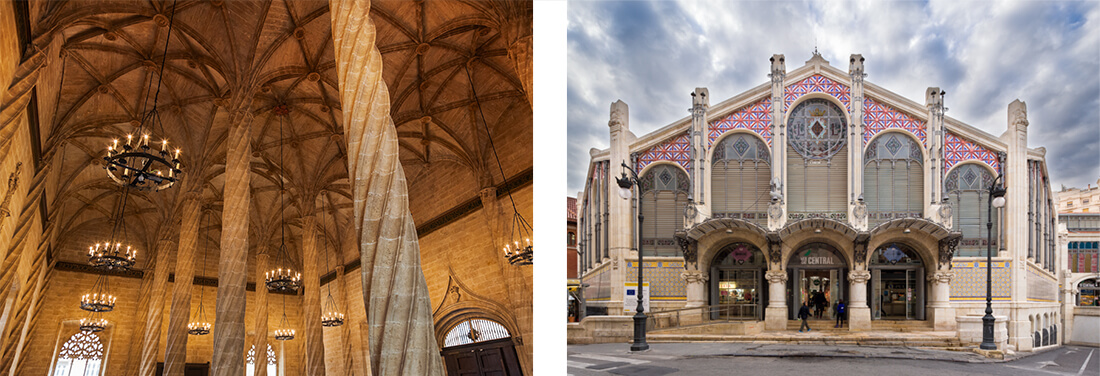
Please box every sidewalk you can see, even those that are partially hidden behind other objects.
[569,341,1054,364]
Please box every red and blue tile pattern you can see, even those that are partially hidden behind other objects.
[944,131,1001,173]
[636,132,692,173]
[709,97,773,147]
[863,97,927,147]
[784,74,851,111]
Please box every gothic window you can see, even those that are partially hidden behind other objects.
[944,163,998,257]
[863,133,923,227]
[639,164,689,256]
[246,344,277,376]
[443,319,511,347]
[711,134,771,225]
[52,331,103,376]
[786,99,848,218]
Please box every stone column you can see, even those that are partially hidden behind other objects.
[252,253,269,376]
[606,100,633,315]
[301,214,325,375]
[328,1,444,374]
[764,269,788,330]
[690,88,710,224]
[848,54,866,228]
[847,270,871,331]
[0,49,46,160]
[137,239,175,376]
[927,271,956,331]
[211,110,253,375]
[164,193,202,376]
[681,270,707,313]
[767,54,786,231]
[1004,100,1030,350]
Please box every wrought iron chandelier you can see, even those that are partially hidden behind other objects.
[274,294,295,341]
[79,313,107,333]
[464,65,532,265]
[188,209,212,335]
[87,186,139,271]
[319,192,344,327]
[265,105,301,293]
[103,0,183,191]
[80,274,116,312]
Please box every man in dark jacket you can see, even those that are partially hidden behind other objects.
[834,298,847,328]
[798,302,811,332]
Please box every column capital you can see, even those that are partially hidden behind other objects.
[765,270,788,284]
[927,270,953,284]
[680,271,708,285]
[848,270,871,284]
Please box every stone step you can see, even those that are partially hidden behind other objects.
[647,333,962,347]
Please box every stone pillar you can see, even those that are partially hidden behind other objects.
[328,1,444,374]
[682,270,707,310]
[1004,100,1030,350]
[767,54,787,231]
[848,55,866,229]
[301,214,325,376]
[927,271,956,331]
[847,270,871,331]
[138,239,175,376]
[606,100,634,315]
[164,193,201,376]
[764,269,788,330]
[925,88,945,217]
[252,253,269,376]
[211,110,252,375]
[689,88,710,225]
[0,49,46,160]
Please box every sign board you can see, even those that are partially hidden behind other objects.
[789,247,846,267]
[623,282,650,314]
[730,244,752,264]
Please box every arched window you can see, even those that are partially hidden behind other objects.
[864,133,923,227]
[443,319,511,347]
[945,163,998,256]
[53,331,104,376]
[787,98,848,218]
[246,344,276,376]
[711,133,771,225]
[1078,278,1099,306]
[639,164,689,256]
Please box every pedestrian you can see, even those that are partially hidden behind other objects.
[798,301,811,332]
[834,298,847,328]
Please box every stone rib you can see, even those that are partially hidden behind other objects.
[164,194,201,376]
[211,112,252,375]
[328,1,444,374]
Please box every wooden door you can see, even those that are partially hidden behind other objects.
[442,338,522,376]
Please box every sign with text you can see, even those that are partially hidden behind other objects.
[789,246,846,268]
[623,282,650,314]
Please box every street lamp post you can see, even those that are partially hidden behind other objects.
[616,161,649,352]
[981,173,1007,350]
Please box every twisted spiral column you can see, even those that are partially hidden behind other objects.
[134,239,175,376]
[252,253,269,376]
[328,1,444,374]
[211,111,253,375]
[301,214,325,375]
[163,193,202,376]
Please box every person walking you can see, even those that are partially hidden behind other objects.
[798,301,812,332]
[834,298,847,328]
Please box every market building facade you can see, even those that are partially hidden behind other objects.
[575,52,1062,352]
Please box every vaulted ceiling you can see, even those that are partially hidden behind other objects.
[26,0,532,277]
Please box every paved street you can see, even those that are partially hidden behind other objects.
[567,343,1100,376]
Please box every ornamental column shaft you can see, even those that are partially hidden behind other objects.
[252,253,269,376]
[164,194,201,376]
[690,88,709,224]
[301,214,325,375]
[138,239,175,376]
[767,54,786,231]
[212,109,253,375]
[328,1,444,374]
[606,100,632,315]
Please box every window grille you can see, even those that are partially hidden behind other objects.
[443,319,511,347]
[863,133,923,227]
[944,164,997,257]
[53,332,103,376]
[245,344,277,376]
[711,134,771,225]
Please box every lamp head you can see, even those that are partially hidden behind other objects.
[991,184,1007,208]
[616,171,634,199]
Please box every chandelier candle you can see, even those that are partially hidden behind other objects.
[87,242,136,271]
[80,293,116,312]
[79,317,107,333]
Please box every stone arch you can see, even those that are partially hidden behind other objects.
[867,218,956,268]
[638,160,690,182]
[684,218,771,271]
[777,218,859,267]
[708,129,770,162]
[782,92,850,127]
[432,275,522,349]
[944,160,997,181]
[864,128,926,161]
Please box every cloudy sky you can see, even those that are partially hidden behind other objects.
[566,0,1099,196]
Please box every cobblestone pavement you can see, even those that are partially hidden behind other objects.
[567,343,1099,376]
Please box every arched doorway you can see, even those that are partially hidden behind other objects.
[786,243,848,319]
[440,318,523,376]
[1078,278,1099,306]
[868,243,926,320]
[708,242,768,320]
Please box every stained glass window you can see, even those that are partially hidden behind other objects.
[245,344,277,376]
[53,331,103,376]
[788,99,848,160]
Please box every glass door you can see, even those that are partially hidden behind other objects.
[716,269,759,319]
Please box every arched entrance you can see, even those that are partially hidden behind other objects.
[709,243,768,320]
[868,243,926,320]
[440,319,523,376]
[1078,278,1099,306]
[786,243,848,319]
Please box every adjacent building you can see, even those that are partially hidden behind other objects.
[575,52,1063,352]
[1057,191,1100,346]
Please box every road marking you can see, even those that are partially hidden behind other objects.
[568,360,595,369]
[1077,349,1094,376]
[1005,364,1067,376]
[572,354,652,365]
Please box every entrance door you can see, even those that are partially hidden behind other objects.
[441,338,523,376]
[711,269,761,319]
[786,243,849,319]
[869,244,926,320]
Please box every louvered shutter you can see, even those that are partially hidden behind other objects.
[787,148,806,212]
[907,161,923,213]
[712,161,728,213]
[828,148,848,212]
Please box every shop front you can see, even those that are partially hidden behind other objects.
[868,243,926,320]
[709,243,768,320]
[787,243,848,319]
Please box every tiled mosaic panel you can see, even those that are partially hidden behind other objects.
[944,131,1001,173]
[709,97,773,147]
[863,97,927,147]
[1027,264,1058,302]
[582,264,612,301]
[784,74,851,111]
[626,261,687,300]
[950,261,1011,300]
[636,132,692,173]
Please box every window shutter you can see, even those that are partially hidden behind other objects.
[787,148,806,211]
[828,148,848,212]
[907,161,923,213]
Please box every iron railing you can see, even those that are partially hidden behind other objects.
[646,303,759,331]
